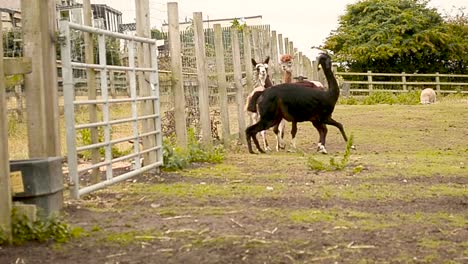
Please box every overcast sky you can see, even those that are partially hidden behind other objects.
[92,0,467,59]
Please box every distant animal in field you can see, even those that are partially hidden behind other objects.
[420,88,436,104]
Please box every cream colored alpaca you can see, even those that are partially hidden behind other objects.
[420,88,436,104]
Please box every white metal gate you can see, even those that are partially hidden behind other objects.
[59,21,163,199]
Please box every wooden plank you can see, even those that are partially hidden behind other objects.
[193,12,211,144]
[242,28,253,93]
[83,0,100,183]
[231,28,246,144]
[136,0,158,165]
[213,24,230,146]
[0,20,13,244]
[3,57,32,75]
[22,0,61,158]
[167,2,187,147]
[270,30,280,85]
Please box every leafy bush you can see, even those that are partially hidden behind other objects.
[0,209,83,245]
[363,92,397,105]
[162,128,225,171]
[396,91,420,105]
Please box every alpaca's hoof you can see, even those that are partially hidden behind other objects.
[265,146,272,151]
[351,145,356,150]
[259,149,266,154]
[317,144,328,154]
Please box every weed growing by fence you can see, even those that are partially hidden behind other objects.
[307,135,354,172]
[162,128,225,171]
[0,209,83,245]
[77,127,131,160]
[339,91,421,105]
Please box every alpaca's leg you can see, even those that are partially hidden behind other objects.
[246,120,276,154]
[274,119,286,151]
[315,122,328,154]
[324,117,356,150]
[261,130,271,151]
[290,122,298,149]
[246,124,263,154]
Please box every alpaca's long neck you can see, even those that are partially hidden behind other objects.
[321,64,340,102]
[283,71,292,83]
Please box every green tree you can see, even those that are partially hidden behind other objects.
[323,0,468,74]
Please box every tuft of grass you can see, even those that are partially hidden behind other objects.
[307,135,354,171]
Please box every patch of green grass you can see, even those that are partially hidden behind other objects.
[127,182,285,200]
[104,230,161,245]
[418,238,443,249]
[314,183,466,202]
[180,164,243,179]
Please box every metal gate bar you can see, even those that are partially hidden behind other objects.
[59,20,163,199]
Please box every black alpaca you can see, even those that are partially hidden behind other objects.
[245,53,350,154]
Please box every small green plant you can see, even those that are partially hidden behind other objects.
[307,135,354,171]
[0,209,83,245]
[363,91,397,105]
[77,127,131,160]
[396,91,420,105]
[162,128,225,171]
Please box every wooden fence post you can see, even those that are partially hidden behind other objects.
[367,70,373,93]
[193,12,211,144]
[402,72,407,92]
[213,24,230,146]
[109,70,116,99]
[231,28,246,144]
[277,34,284,55]
[435,72,441,94]
[0,20,12,244]
[22,0,60,158]
[14,85,23,121]
[262,27,271,60]
[136,0,158,166]
[251,28,261,62]
[243,27,253,92]
[283,37,289,55]
[298,52,303,77]
[270,30,280,85]
[167,2,187,147]
[83,0,100,182]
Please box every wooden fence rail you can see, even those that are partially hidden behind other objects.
[337,71,468,95]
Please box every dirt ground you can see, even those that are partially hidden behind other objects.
[1,102,467,264]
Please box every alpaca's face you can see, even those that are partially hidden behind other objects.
[255,63,268,82]
[280,60,293,72]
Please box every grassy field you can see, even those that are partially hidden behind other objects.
[1,99,467,263]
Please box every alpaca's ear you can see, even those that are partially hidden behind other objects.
[251,58,257,67]
[264,56,270,64]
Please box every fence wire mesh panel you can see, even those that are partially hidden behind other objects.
[59,21,163,199]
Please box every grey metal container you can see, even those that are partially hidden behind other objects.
[10,157,64,217]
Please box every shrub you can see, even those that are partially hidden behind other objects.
[162,128,225,171]
[0,209,83,245]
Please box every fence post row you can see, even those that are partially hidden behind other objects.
[193,12,212,145]
[213,24,231,146]
[231,28,247,144]
[167,2,188,147]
